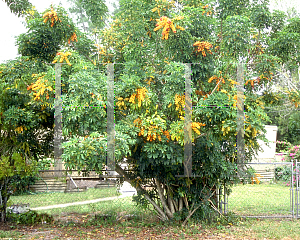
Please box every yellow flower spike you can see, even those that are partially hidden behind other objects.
[193,41,213,57]
[173,16,184,21]
[53,52,72,66]
[151,7,158,12]
[153,16,183,40]
[170,23,176,32]
[65,58,71,66]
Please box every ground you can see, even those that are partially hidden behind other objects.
[3,183,300,239]
[1,213,299,240]
[0,221,252,239]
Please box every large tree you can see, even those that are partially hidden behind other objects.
[60,0,285,223]
[2,0,299,224]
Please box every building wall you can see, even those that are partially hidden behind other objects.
[253,125,278,163]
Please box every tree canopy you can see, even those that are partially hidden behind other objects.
[1,0,300,223]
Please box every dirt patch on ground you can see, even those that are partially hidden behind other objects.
[0,213,259,240]
[1,225,257,240]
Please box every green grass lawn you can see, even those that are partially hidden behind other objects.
[10,182,294,218]
[37,195,151,217]
[228,182,293,216]
[10,187,120,208]
[10,188,150,218]
[217,218,300,240]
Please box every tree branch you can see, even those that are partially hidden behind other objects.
[179,197,183,211]
[168,195,176,214]
[172,198,178,212]
[182,204,202,226]
[115,165,168,221]
[183,196,189,210]
[209,80,221,97]
[155,178,173,219]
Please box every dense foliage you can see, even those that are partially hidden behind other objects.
[0,1,102,221]
[1,0,299,224]
[61,0,288,223]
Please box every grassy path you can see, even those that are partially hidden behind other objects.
[10,187,119,208]
[31,194,128,210]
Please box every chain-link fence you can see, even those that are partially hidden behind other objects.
[9,162,300,223]
[8,169,154,224]
[224,162,299,218]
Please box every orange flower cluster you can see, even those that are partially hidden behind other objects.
[287,89,300,108]
[245,73,273,88]
[251,173,262,185]
[163,130,170,140]
[95,44,106,55]
[154,16,184,40]
[193,41,213,57]
[116,97,129,110]
[15,126,27,134]
[68,32,78,44]
[145,77,155,85]
[202,4,212,16]
[179,116,205,135]
[208,75,224,83]
[129,87,148,107]
[52,52,72,66]
[195,90,212,100]
[27,75,53,101]
[174,94,185,114]
[208,73,225,91]
[43,7,61,27]
[134,118,170,142]
[245,79,258,88]
[191,122,206,135]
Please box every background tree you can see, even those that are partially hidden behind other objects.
[0,56,55,222]
[2,0,32,17]
[261,5,300,146]
[67,0,109,34]
[0,4,95,222]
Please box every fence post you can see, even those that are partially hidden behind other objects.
[54,63,63,177]
[236,63,245,166]
[296,160,299,218]
[107,63,115,172]
[184,63,192,177]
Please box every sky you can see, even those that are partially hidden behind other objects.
[0,0,71,63]
[0,0,117,64]
[0,0,299,64]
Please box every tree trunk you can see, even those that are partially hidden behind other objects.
[183,196,189,210]
[0,178,8,222]
[172,198,178,212]
[115,165,169,221]
[168,195,175,214]
[179,197,183,211]
[155,178,173,219]
[0,199,6,223]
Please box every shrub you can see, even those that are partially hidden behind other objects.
[7,210,54,225]
[275,165,291,181]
